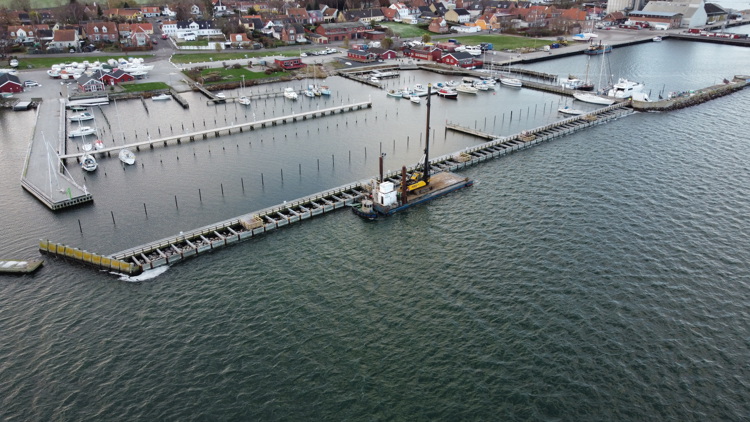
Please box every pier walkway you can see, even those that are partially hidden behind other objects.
[42,101,633,274]
[21,100,93,210]
[58,100,372,161]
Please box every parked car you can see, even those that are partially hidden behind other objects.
[24,80,39,87]
[10,59,18,67]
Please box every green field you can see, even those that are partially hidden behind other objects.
[450,35,551,49]
[198,67,285,84]
[378,22,431,39]
[171,50,308,64]
[16,55,153,69]
[119,82,170,92]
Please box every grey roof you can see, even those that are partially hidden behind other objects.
[0,73,22,85]
[704,3,727,14]
[629,11,682,17]
[444,51,474,60]
[453,8,471,15]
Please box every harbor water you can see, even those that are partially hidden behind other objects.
[1,39,750,419]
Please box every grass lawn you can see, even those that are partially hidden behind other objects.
[450,35,550,50]
[178,40,211,47]
[17,55,153,69]
[378,22,431,39]
[197,67,286,84]
[119,82,170,92]
[172,50,308,64]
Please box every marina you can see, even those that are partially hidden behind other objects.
[2,19,750,422]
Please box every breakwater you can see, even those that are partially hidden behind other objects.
[632,75,749,111]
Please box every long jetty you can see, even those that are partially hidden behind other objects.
[59,100,372,161]
[41,102,633,275]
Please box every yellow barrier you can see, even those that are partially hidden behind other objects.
[38,240,142,275]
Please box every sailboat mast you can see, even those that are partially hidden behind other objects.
[422,84,431,184]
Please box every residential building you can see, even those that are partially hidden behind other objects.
[141,6,161,17]
[84,22,118,43]
[77,75,106,92]
[273,57,305,69]
[444,8,472,23]
[48,29,78,51]
[314,22,367,41]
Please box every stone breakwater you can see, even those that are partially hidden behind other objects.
[632,75,749,112]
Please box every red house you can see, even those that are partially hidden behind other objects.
[101,69,135,85]
[367,47,397,60]
[347,49,376,62]
[274,57,306,70]
[439,51,477,68]
[404,46,442,61]
[0,73,23,93]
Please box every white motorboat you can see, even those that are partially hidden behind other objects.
[215,92,226,99]
[446,80,460,87]
[69,112,94,122]
[370,76,380,83]
[500,78,523,87]
[437,88,458,99]
[455,84,478,94]
[607,78,646,99]
[473,81,491,91]
[238,96,251,105]
[81,154,98,172]
[152,93,171,101]
[82,141,93,152]
[68,126,96,138]
[573,92,616,105]
[410,96,421,104]
[652,36,663,42]
[319,85,332,96]
[118,148,136,165]
[94,139,104,150]
[386,89,403,98]
[558,106,586,115]
[303,89,315,98]
[283,87,298,100]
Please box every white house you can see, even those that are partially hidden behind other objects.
[390,3,412,22]
[162,6,177,18]
[163,20,223,38]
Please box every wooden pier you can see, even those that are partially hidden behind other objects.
[58,100,373,161]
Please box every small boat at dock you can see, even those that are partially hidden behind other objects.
[283,87,298,100]
[386,89,403,98]
[437,88,458,99]
[238,96,251,105]
[94,139,104,150]
[584,41,612,55]
[456,84,478,94]
[500,78,523,87]
[558,106,586,115]
[119,148,136,165]
[69,112,94,122]
[152,93,171,101]
[573,92,615,105]
[80,154,98,172]
[68,126,96,138]
[410,96,421,104]
[652,36,663,42]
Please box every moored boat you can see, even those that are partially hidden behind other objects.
[607,78,646,99]
[573,92,615,105]
[386,89,403,98]
[68,126,96,138]
[437,88,458,99]
[500,78,522,87]
[238,96,251,105]
[652,36,663,42]
[80,154,98,172]
[410,96,421,104]
[455,84,478,94]
[94,139,104,150]
[119,148,136,165]
[283,87,298,100]
[584,41,612,55]
[558,106,586,115]
[152,93,171,101]
[69,112,94,122]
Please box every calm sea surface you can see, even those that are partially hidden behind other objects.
[1,39,749,420]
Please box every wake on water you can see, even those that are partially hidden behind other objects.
[113,266,170,282]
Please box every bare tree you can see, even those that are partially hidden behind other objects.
[10,0,31,12]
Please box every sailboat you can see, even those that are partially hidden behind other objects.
[351,85,474,220]
[80,154,98,172]
[238,75,251,105]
